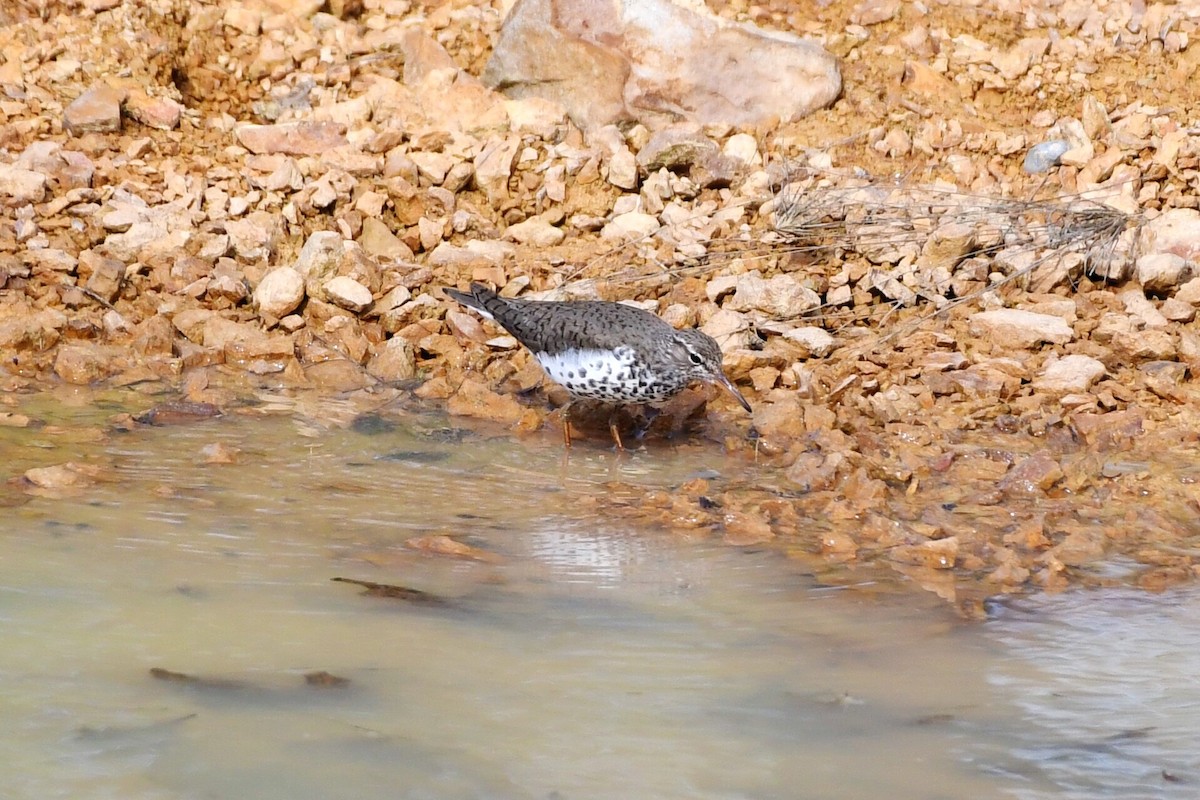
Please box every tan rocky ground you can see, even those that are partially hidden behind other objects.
[3,0,1200,612]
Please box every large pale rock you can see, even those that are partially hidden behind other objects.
[54,343,121,384]
[783,326,835,358]
[725,272,820,318]
[81,251,124,302]
[324,276,374,313]
[600,211,660,241]
[969,309,1074,348]
[0,164,47,206]
[293,231,344,299]
[235,121,348,155]
[1034,354,1106,394]
[64,83,125,135]
[474,135,520,201]
[1142,208,1200,263]
[366,337,417,382]
[254,267,306,318]
[359,217,414,260]
[429,240,515,267]
[506,217,565,247]
[1136,253,1189,293]
[484,0,841,130]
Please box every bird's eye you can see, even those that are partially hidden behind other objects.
[688,352,703,365]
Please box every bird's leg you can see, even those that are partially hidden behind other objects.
[560,401,573,448]
[609,417,625,451]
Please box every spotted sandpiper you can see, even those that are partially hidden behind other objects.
[445,283,752,448]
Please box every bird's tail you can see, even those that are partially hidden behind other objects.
[443,283,504,322]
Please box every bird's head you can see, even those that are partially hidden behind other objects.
[669,329,752,412]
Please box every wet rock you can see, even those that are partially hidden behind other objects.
[999,452,1064,495]
[235,121,348,155]
[969,309,1073,348]
[63,83,125,135]
[303,359,371,392]
[750,394,807,442]
[484,0,840,130]
[722,511,775,546]
[54,343,121,384]
[366,337,416,382]
[726,272,821,318]
[446,376,527,425]
[1034,354,1106,394]
[201,442,239,464]
[254,267,306,318]
[22,462,100,490]
[132,315,175,356]
[890,536,959,570]
[1050,529,1106,567]
[0,164,48,206]
[324,276,373,313]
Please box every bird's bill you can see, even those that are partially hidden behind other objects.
[712,373,753,412]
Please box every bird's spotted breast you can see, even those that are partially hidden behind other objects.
[536,347,672,403]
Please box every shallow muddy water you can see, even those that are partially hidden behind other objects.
[2,393,1197,799]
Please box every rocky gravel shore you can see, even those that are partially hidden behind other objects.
[3,0,1200,608]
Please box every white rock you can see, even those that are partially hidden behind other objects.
[1034,354,1106,394]
[428,240,516,266]
[324,276,373,313]
[0,164,47,205]
[254,267,305,318]
[600,211,660,241]
[783,326,835,358]
[1136,253,1189,293]
[607,146,639,190]
[294,230,345,296]
[705,274,738,303]
[722,133,760,165]
[505,217,565,247]
[410,151,457,184]
[1176,277,1200,306]
[503,97,567,138]
[700,308,756,351]
[969,309,1074,348]
[1144,208,1200,263]
[725,272,820,317]
[1119,289,1170,330]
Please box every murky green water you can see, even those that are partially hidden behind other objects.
[2,391,1197,799]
